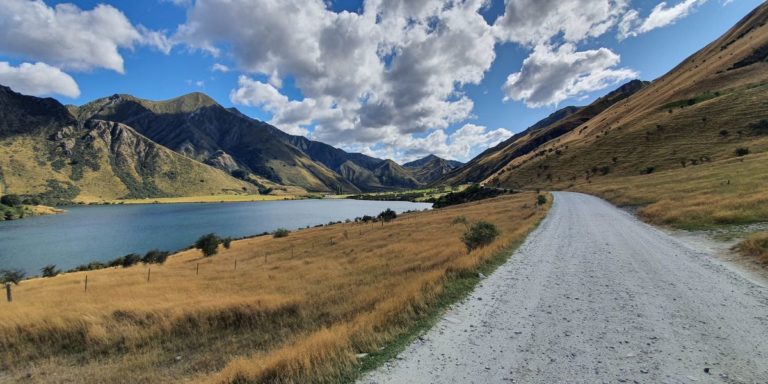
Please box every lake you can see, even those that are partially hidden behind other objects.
[0,199,431,275]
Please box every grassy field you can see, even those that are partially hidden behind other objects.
[575,151,768,230]
[0,193,548,383]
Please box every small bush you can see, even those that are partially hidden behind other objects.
[641,166,656,175]
[0,269,26,285]
[461,221,500,252]
[142,250,170,264]
[735,147,749,157]
[195,233,222,257]
[41,264,61,278]
[451,215,469,227]
[0,194,22,207]
[222,237,233,249]
[719,129,729,137]
[273,228,290,238]
[120,254,142,268]
[536,194,547,206]
[377,208,397,222]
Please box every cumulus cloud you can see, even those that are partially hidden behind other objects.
[0,61,80,98]
[493,0,629,45]
[618,0,706,40]
[372,124,512,162]
[0,0,171,73]
[177,0,496,157]
[502,44,637,107]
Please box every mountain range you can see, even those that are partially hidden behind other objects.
[0,87,462,202]
[438,2,768,190]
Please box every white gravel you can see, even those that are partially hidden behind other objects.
[361,192,768,384]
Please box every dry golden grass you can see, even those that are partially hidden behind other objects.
[0,193,547,383]
[734,231,768,266]
[576,152,768,230]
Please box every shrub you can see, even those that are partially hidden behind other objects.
[461,221,500,252]
[0,269,26,285]
[719,129,729,137]
[735,147,750,157]
[222,237,233,249]
[41,264,61,278]
[641,166,656,175]
[0,194,22,207]
[451,215,469,227]
[120,254,142,268]
[536,194,547,206]
[377,208,397,222]
[273,228,290,238]
[142,250,170,264]
[195,233,221,257]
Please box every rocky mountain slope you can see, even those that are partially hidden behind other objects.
[441,2,768,190]
[0,86,260,203]
[403,154,464,184]
[75,92,462,192]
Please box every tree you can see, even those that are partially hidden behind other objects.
[0,194,22,207]
[0,269,26,285]
[222,237,233,249]
[41,264,61,278]
[461,221,500,252]
[120,253,142,267]
[377,208,397,222]
[142,250,170,264]
[231,169,249,180]
[273,228,290,238]
[536,194,547,206]
[195,233,221,257]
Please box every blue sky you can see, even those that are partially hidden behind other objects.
[0,0,762,162]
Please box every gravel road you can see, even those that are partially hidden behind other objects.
[362,192,768,384]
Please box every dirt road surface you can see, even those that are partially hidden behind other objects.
[362,192,768,384]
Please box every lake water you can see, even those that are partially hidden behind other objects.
[0,199,431,275]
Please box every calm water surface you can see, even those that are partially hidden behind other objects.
[0,199,431,275]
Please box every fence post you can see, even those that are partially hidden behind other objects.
[5,283,11,303]
[196,263,199,276]
[84,274,88,293]
[147,268,151,282]
[234,258,237,271]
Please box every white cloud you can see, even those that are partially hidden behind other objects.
[371,124,512,162]
[493,0,629,45]
[177,0,496,150]
[0,61,80,98]
[618,0,707,40]
[502,44,637,107]
[211,63,230,73]
[0,0,171,73]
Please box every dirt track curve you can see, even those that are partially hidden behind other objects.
[362,192,768,384]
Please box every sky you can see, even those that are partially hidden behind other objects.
[0,0,762,163]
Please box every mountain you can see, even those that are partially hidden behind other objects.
[403,154,464,184]
[438,80,648,186]
[442,3,768,190]
[74,93,362,193]
[0,86,261,203]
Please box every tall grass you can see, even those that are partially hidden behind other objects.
[0,193,547,383]
[576,152,768,230]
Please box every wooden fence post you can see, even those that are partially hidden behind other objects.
[147,268,151,282]
[84,274,88,292]
[234,258,238,271]
[196,263,199,276]
[5,283,11,303]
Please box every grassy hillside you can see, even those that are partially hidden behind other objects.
[77,94,361,193]
[476,4,768,190]
[0,193,548,383]
[0,119,262,203]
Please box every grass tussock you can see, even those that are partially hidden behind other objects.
[0,193,547,383]
[576,152,768,229]
[735,231,768,265]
